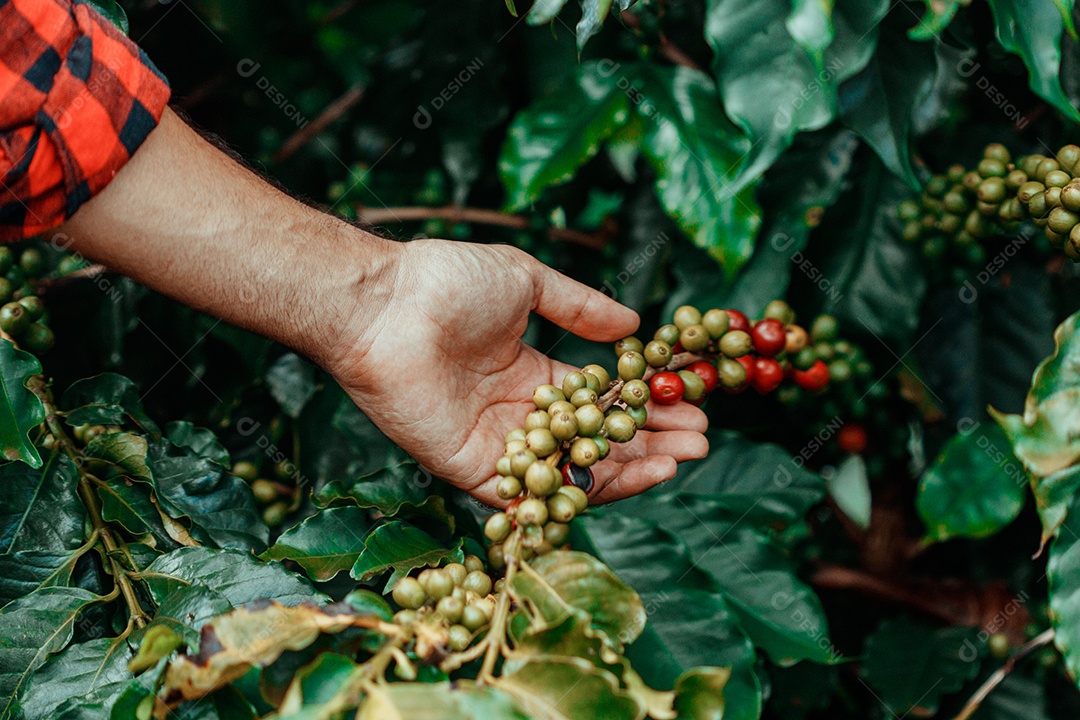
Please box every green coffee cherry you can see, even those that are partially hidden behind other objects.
[977,158,1006,178]
[509,449,538,478]
[447,624,472,651]
[444,562,468,586]
[617,351,647,381]
[570,387,598,408]
[505,428,527,444]
[810,314,838,341]
[582,364,611,388]
[718,357,746,388]
[533,385,564,410]
[497,475,522,500]
[516,498,548,526]
[505,439,527,455]
[644,340,673,367]
[1045,170,1072,188]
[548,400,576,417]
[392,577,426,609]
[673,305,702,330]
[977,177,1006,204]
[702,308,730,338]
[462,604,489,630]
[436,596,464,623]
[524,411,550,433]
[983,143,1010,164]
[942,191,968,214]
[677,370,707,402]
[544,521,570,545]
[562,371,588,398]
[464,555,484,573]
[1048,207,1079,235]
[719,330,752,357]
[593,435,610,460]
[574,404,605,436]
[570,437,600,467]
[1005,170,1028,190]
[549,410,578,441]
[495,456,512,477]
[18,249,44,277]
[1036,158,1061,181]
[1018,181,1046,204]
[0,302,28,335]
[604,411,636,442]
[487,543,506,569]
[232,461,259,481]
[525,462,561,497]
[423,569,455,600]
[547,492,577,523]
[626,405,648,429]
[653,324,681,346]
[621,379,650,408]
[558,485,589,514]
[485,513,511,542]
[680,324,710,352]
[251,479,278,504]
[525,428,558,457]
[462,570,493,596]
[1062,183,1080,212]
[614,336,644,357]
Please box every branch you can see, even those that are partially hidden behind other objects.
[356,205,610,250]
[619,10,704,71]
[35,265,108,293]
[951,629,1055,720]
[273,83,366,163]
[811,564,965,626]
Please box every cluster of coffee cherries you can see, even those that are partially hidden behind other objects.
[232,460,293,527]
[390,555,497,652]
[39,422,122,452]
[0,247,54,354]
[776,314,877,410]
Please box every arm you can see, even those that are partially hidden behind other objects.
[59,109,709,505]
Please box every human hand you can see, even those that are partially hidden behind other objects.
[323,238,709,506]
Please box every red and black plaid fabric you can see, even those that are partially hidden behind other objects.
[0,0,170,240]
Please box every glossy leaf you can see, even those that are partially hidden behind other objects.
[147,583,234,647]
[526,0,569,26]
[349,520,463,583]
[315,461,454,529]
[0,586,99,719]
[0,550,84,608]
[0,341,44,468]
[916,425,1026,542]
[575,0,614,52]
[165,422,230,466]
[95,478,178,550]
[15,637,132,720]
[500,62,627,210]
[0,454,85,555]
[497,657,642,720]
[145,547,326,608]
[277,652,358,716]
[62,373,159,437]
[861,616,981,715]
[260,506,374,581]
[828,454,871,530]
[85,0,129,33]
[265,353,318,419]
[907,0,964,40]
[1047,491,1080,685]
[355,682,528,720]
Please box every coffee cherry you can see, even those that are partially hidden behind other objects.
[561,463,594,492]
[574,404,605,436]
[437,596,464,623]
[547,492,577,524]
[978,158,1006,178]
[726,309,750,332]
[548,400,576,417]
[497,475,523,500]
[567,437,598,467]
[558,485,590,514]
[533,385,564,410]
[793,360,829,391]
[495,456,513,477]
[233,461,259,481]
[717,356,747,389]
[673,305,702,330]
[505,429,527,446]
[462,605,489,631]
[458,572,490,599]
[784,325,809,355]
[547,410,577,442]
[0,302,28,335]
[977,177,1006,203]
[677,370,707,403]
[1059,144,1080,170]
[423,569,455,600]
[679,324,710,352]
[614,336,644,357]
[649,371,684,405]
[544,521,570,545]
[509,449,538,478]
[0,248,11,276]
[829,358,853,382]
[464,554,484,573]
[1046,170,1072,188]
[1047,186,1064,208]
[750,358,783,394]
[988,633,1010,660]
[626,405,647,428]
[621,378,650,408]
[562,372,588,398]
[485,513,512,542]
[1037,158,1061,181]
[525,428,558,457]
[447,624,472,651]
[751,318,786,357]
[1049,207,1080,234]
[523,412,550,434]
[582,364,611,388]
[593,435,610,460]
[719,330,752,357]
[654,324,681,346]
[644,340,673,367]
[617,351,647,381]
[1005,170,1028,191]
[762,299,794,324]
[603,411,636,442]
[837,424,868,454]
[1061,183,1080,212]
[517,498,548,526]
[392,577,427,610]
[810,315,838,342]
[686,361,718,394]
[925,174,949,196]
[526,461,561,496]
[983,143,1010,163]
[444,562,468,586]
[692,311,726,342]
[570,387,598,407]
[487,544,506,569]
[16,296,43,322]
[251,479,278,504]
[18,249,44,277]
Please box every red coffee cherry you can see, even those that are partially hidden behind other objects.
[726,309,750,333]
[649,371,685,405]
[793,360,830,391]
[837,423,868,454]
[686,361,719,394]
[750,357,784,394]
[751,318,786,357]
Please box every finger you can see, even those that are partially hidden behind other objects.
[528,257,639,341]
[642,401,709,433]
[591,455,678,503]
[642,429,709,462]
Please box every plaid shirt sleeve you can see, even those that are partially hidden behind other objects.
[0,0,171,240]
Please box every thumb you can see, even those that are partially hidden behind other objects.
[528,258,639,341]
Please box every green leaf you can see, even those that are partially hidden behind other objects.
[839,28,937,188]
[917,425,1027,542]
[0,454,85,555]
[315,461,454,529]
[907,0,964,40]
[85,0,129,33]
[342,589,393,622]
[61,373,159,437]
[497,657,642,720]
[0,341,43,468]
[145,547,326,608]
[0,550,84,608]
[146,439,268,551]
[705,0,836,185]
[574,512,761,720]
[987,0,1080,123]
[349,520,463,584]
[575,0,614,52]
[266,353,318,419]
[526,0,569,26]
[514,550,647,647]
[1047,491,1080,685]
[828,455,871,530]
[861,616,982,715]
[165,422,230,466]
[147,583,234,647]
[277,653,358,716]
[499,61,628,210]
[0,586,99,719]
[260,506,374,581]
[95,478,178,550]
[673,667,731,720]
[16,637,132,720]
[128,625,183,674]
[83,432,153,483]
[355,682,529,720]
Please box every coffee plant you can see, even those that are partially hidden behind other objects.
[8,0,1080,718]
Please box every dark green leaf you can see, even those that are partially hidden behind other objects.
[861,616,981,715]
[95,478,178,551]
[165,422,230,466]
[83,432,152,484]
[146,583,234,647]
[276,653,357,716]
[16,637,132,720]
[265,353,317,419]
[315,461,454,529]
[0,342,44,468]
[342,589,393,622]
[260,506,374,581]
[907,0,964,40]
[500,61,628,210]
[987,0,1080,123]
[0,550,84,608]
[328,397,405,477]
[62,374,159,437]
[917,425,1027,542]
[1047,491,1080,684]
[84,0,129,33]
[0,454,85,555]
[145,547,326,608]
[349,520,463,584]
[0,586,99,719]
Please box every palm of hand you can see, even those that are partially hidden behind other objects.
[328,239,708,506]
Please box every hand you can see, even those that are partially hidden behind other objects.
[323,238,709,506]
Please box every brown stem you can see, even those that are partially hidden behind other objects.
[619,10,704,71]
[273,83,366,163]
[30,379,151,628]
[810,564,957,625]
[951,629,1055,720]
[355,205,608,250]
[34,264,108,293]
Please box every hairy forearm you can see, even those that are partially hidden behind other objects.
[58,108,397,367]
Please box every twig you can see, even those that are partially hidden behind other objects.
[273,83,366,163]
[619,10,704,71]
[810,564,959,625]
[951,629,1055,720]
[34,264,108,293]
[479,530,521,682]
[356,205,609,249]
